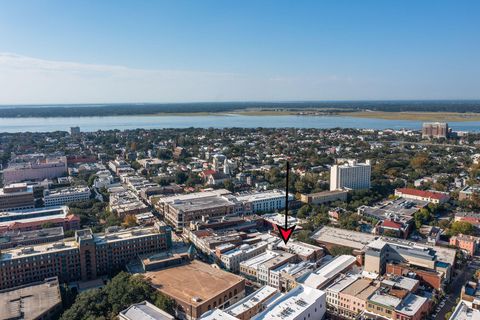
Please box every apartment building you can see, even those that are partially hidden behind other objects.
[155,189,236,231]
[0,206,80,234]
[240,250,282,281]
[300,189,348,205]
[0,227,64,250]
[450,234,480,256]
[43,186,91,206]
[236,189,291,214]
[422,122,449,139]
[330,160,371,191]
[3,156,67,184]
[258,251,296,285]
[0,224,172,289]
[220,242,268,272]
[0,183,35,211]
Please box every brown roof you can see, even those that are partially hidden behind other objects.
[145,260,244,306]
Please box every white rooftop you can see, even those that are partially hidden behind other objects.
[251,284,325,320]
[450,301,480,320]
[199,309,238,320]
[225,285,279,317]
[302,255,356,289]
[240,250,279,269]
[119,301,174,320]
[395,293,428,316]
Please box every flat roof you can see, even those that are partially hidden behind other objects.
[302,255,356,289]
[252,284,325,320]
[240,250,279,269]
[119,301,175,320]
[235,190,287,202]
[326,274,360,293]
[0,240,78,261]
[199,309,238,320]
[369,291,402,308]
[226,285,279,317]
[145,260,244,307]
[341,278,377,300]
[311,226,376,250]
[450,301,480,320]
[395,293,428,316]
[0,277,61,320]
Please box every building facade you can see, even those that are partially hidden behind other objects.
[330,160,371,191]
[0,224,172,289]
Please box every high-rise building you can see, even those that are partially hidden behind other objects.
[70,126,81,136]
[330,160,371,191]
[422,122,449,139]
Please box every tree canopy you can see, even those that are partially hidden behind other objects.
[60,272,174,320]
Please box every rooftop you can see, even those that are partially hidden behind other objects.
[396,188,449,201]
[302,255,356,289]
[0,277,61,320]
[225,285,279,317]
[145,260,244,307]
[119,301,175,320]
[311,226,376,251]
[251,284,325,320]
[369,290,402,309]
[450,301,480,320]
[341,278,377,301]
[395,293,428,316]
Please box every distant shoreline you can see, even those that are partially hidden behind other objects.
[0,100,479,118]
[142,110,480,122]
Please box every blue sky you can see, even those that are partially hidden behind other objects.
[0,0,479,104]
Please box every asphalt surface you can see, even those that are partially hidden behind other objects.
[433,257,479,320]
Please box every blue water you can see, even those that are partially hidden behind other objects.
[0,114,478,133]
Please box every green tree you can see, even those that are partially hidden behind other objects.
[61,272,175,320]
[448,221,475,236]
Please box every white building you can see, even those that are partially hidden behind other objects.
[236,190,293,214]
[330,160,371,191]
[221,242,268,272]
[252,284,326,320]
[43,187,91,206]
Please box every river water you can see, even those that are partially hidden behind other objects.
[0,114,478,133]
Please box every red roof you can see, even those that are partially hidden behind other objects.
[382,220,403,229]
[396,188,448,200]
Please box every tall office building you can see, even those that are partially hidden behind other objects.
[330,160,371,191]
[422,122,449,139]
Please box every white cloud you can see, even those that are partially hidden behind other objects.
[0,52,371,104]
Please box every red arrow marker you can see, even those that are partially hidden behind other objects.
[277,225,296,244]
[277,161,296,244]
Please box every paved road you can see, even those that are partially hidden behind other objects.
[434,258,479,319]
